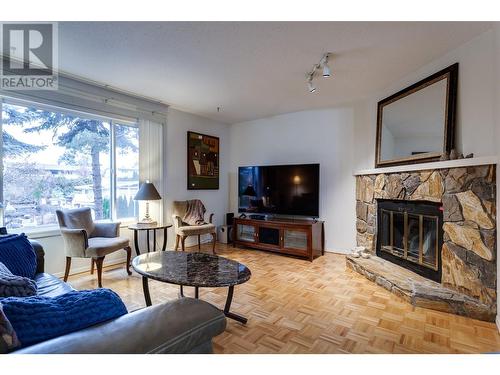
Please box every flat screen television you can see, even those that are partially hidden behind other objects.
[238,163,320,217]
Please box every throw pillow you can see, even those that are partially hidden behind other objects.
[0,234,37,279]
[0,303,21,353]
[0,262,37,297]
[1,289,127,348]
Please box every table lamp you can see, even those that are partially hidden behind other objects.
[243,184,257,197]
[134,180,162,225]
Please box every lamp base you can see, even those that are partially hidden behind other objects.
[137,217,157,226]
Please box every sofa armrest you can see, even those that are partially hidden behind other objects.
[13,298,226,354]
[59,228,88,258]
[29,239,45,274]
[92,222,120,238]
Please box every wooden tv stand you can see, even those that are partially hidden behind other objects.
[233,217,324,261]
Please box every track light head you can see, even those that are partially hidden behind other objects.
[307,76,316,93]
[308,81,316,93]
[322,54,331,77]
[322,63,331,78]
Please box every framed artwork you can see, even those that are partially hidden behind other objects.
[187,131,220,190]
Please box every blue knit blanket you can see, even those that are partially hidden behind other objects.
[1,289,127,347]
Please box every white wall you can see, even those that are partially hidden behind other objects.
[229,108,357,253]
[163,108,231,248]
[354,30,497,171]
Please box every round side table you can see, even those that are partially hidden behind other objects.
[128,223,173,255]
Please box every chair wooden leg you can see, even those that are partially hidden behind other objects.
[198,234,201,250]
[64,257,71,282]
[124,246,132,276]
[211,233,217,254]
[181,236,186,252]
[95,257,105,288]
[175,234,180,251]
[90,258,95,274]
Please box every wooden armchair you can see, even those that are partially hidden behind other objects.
[171,200,216,254]
[56,208,132,287]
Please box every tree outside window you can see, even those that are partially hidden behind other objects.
[1,102,139,229]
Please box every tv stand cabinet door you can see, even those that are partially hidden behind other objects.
[281,227,311,258]
[234,222,257,243]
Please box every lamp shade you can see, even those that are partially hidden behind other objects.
[243,185,257,197]
[134,181,162,201]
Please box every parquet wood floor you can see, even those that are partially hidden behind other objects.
[69,243,500,354]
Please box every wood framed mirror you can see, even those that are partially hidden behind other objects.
[375,63,458,168]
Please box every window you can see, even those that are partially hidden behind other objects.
[1,101,139,229]
[115,124,139,219]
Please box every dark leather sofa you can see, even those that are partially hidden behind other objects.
[11,241,227,354]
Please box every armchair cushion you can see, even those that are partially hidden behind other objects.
[91,222,120,238]
[177,223,216,236]
[0,234,37,279]
[85,236,130,258]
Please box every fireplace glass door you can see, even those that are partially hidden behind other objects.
[377,200,442,282]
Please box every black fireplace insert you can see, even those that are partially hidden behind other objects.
[376,199,443,282]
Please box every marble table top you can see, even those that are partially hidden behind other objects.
[132,251,251,287]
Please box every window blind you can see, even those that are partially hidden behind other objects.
[0,70,168,124]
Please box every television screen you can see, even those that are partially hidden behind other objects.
[238,163,320,217]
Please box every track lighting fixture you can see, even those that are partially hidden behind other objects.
[305,52,332,93]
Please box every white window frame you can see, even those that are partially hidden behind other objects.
[0,97,140,235]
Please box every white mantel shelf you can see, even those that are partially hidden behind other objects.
[354,156,498,176]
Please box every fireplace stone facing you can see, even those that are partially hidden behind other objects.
[351,164,496,321]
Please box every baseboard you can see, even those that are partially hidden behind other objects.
[496,315,500,334]
[325,248,350,255]
[52,256,127,278]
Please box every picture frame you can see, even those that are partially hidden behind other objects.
[187,131,220,190]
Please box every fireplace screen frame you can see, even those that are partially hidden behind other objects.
[376,199,443,282]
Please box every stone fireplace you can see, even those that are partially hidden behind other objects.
[348,163,497,321]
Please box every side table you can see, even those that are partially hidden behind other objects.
[128,223,173,255]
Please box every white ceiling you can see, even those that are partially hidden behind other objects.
[58,22,493,124]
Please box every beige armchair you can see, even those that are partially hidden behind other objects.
[172,200,217,254]
[56,208,132,287]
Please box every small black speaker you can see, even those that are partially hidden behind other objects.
[226,213,234,225]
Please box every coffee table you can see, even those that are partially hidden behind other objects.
[132,251,252,324]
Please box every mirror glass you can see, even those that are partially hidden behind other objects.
[379,77,447,163]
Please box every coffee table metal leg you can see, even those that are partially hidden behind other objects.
[162,227,167,251]
[142,276,152,306]
[223,285,247,324]
[195,286,199,299]
[179,285,184,297]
